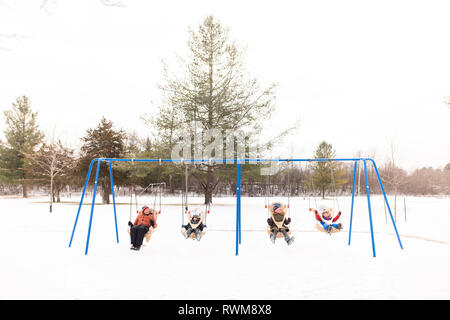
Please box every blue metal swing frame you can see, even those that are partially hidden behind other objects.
[68,158,403,257]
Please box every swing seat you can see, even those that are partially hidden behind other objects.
[181,228,206,240]
[127,227,154,242]
[182,208,207,240]
[267,227,291,238]
[144,228,153,242]
[315,223,343,234]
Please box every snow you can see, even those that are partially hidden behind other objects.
[0,194,449,299]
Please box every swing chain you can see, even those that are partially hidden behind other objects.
[308,160,318,209]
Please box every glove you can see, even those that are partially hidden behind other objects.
[128,221,133,227]
[150,220,155,227]
[285,217,291,224]
[267,218,272,225]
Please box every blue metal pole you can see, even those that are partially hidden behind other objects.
[69,159,95,247]
[236,162,241,255]
[238,185,242,245]
[101,157,367,164]
[238,163,242,245]
[108,161,119,244]
[363,160,376,257]
[84,159,102,255]
[348,161,358,246]
[369,159,404,249]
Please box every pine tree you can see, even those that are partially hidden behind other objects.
[0,96,43,197]
[311,141,347,199]
[153,15,277,204]
[0,141,7,184]
[76,117,126,204]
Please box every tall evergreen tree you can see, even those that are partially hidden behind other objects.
[311,141,347,199]
[153,15,278,204]
[0,96,43,197]
[77,117,126,204]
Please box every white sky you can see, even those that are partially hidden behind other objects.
[0,0,449,171]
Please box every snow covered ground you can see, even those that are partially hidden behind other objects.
[0,194,449,299]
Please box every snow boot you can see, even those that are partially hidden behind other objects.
[336,223,343,230]
[195,231,201,241]
[182,228,189,239]
[286,236,295,246]
[326,225,332,235]
[270,232,277,243]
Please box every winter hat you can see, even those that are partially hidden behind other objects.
[142,206,152,214]
[272,203,281,210]
[274,207,284,214]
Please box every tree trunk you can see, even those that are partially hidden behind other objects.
[102,187,110,204]
[204,188,213,205]
[50,177,53,213]
[204,165,216,205]
[394,191,397,223]
[22,182,28,198]
[169,175,175,194]
[101,180,111,204]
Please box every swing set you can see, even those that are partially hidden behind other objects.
[68,157,403,257]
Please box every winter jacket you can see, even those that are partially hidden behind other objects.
[267,214,291,231]
[314,210,341,224]
[134,211,157,228]
[183,222,205,231]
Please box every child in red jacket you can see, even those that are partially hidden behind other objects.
[311,207,342,234]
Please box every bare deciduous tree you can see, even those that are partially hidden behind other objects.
[380,141,407,221]
[26,133,74,212]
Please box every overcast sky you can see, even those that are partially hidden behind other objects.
[0,0,449,171]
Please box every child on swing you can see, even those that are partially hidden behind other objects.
[128,205,157,250]
[181,208,206,241]
[310,207,342,234]
[267,202,295,245]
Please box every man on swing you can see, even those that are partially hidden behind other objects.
[128,205,157,250]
